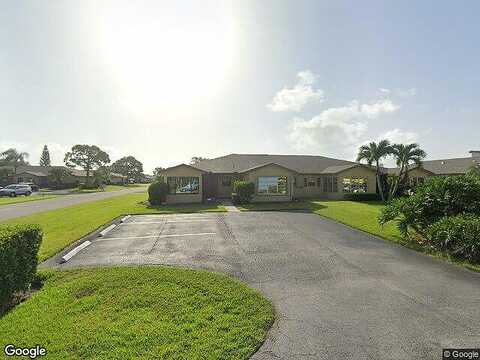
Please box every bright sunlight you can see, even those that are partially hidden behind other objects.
[99,3,237,110]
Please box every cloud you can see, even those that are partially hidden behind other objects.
[287,99,400,154]
[379,88,391,94]
[267,70,324,112]
[397,88,417,97]
[378,128,419,144]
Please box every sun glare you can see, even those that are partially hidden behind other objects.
[99,4,236,111]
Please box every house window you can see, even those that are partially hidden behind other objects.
[167,177,200,194]
[317,178,322,187]
[410,177,425,187]
[303,177,307,187]
[321,176,338,192]
[258,176,288,195]
[342,177,368,193]
[308,179,316,187]
[221,176,232,187]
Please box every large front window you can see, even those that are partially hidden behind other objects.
[258,176,288,195]
[342,177,367,193]
[167,176,199,194]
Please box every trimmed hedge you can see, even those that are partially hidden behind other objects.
[343,193,381,202]
[426,215,480,263]
[232,181,255,204]
[148,181,169,205]
[0,224,43,306]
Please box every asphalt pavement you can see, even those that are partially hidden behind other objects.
[47,211,480,360]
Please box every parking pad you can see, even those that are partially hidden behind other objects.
[60,213,242,274]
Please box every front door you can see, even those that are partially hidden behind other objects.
[202,173,218,200]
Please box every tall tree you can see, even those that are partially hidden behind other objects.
[0,148,29,174]
[39,145,51,166]
[356,140,392,202]
[389,143,427,199]
[111,156,144,182]
[190,157,208,165]
[64,145,110,186]
[48,167,71,189]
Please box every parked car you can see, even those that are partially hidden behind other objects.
[0,184,32,197]
[19,182,39,191]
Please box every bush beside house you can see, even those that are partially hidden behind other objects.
[379,174,480,264]
[148,181,169,205]
[0,224,43,310]
[232,181,255,204]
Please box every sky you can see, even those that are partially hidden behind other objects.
[1,0,479,173]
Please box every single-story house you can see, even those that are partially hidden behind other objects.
[387,150,480,186]
[159,154,379,204]
[11,166,127,187]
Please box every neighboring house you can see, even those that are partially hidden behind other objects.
[10,166,127,187]
[159,154,378,204]
[388,150,480,186]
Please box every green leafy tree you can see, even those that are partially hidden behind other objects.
[466,164,480,177]
[356,140,392,202]
[388,143,426,199]
[190,157,208,165]
[0,148,29,174]
[64,145,110,186]
[93,166,111,188]
[48,167,71,189]
[111,156,144,182]
[39,145,51,166]
[0,167,13,186]
[153,167,164,181]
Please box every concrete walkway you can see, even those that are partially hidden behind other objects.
[0,187,145,221]
[221,199,241,212]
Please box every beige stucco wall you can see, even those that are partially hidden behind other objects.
[336,166,377,194]
[243,164,295,202]
[161,165,203,204]
[293,166,377,199]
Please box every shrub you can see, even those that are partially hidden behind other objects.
[426,215,480,262]
[379,175,480,236]
[0,224,43,307]
[232,181,255,204]
[148,181,169,205]
[343,193,381,202]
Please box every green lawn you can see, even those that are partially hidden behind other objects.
[70,184,144,193]
[242,200,480,272]
[2,193,226,261]
[0,194,57,206]
[0,267,274,360]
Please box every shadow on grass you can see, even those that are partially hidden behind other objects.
[139,201,226,213]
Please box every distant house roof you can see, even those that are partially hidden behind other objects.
[12,166,126,179]
[389,156,480,176]
[191,154,360,174]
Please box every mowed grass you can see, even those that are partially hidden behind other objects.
[2,193,226,261]
[0,194,57,206]
[70,184,146,193]
[0,267,274,360]
[242,200,480,272]
[239,200,401,242]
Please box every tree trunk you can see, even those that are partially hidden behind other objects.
[389,164,404,200]
[376,161,385,202]
[86,167,90,186]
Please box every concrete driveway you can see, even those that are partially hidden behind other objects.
[50,212,480,360]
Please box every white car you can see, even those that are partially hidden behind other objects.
[0,184,32,197]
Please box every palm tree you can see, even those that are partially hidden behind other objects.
[356,140,392,201]
[389,143,426,199]
[0,148,29,174]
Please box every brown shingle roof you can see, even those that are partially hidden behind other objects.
[192,154,358,174]
[388,156,480,175]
